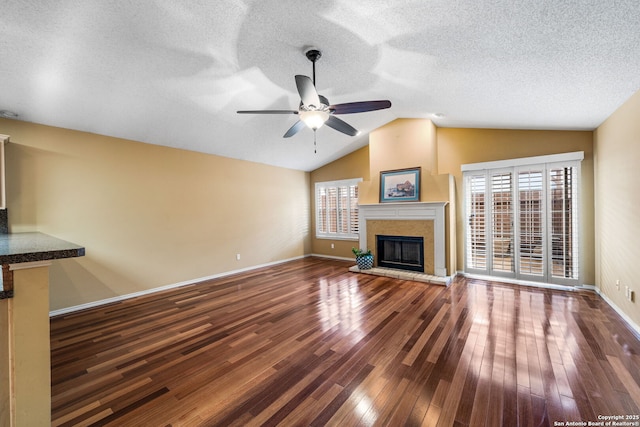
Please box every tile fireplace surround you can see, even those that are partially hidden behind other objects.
[357,202,448,278]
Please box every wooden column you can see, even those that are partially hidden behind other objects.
[0,295,10,426]
[0,134,7,210]
[0,261,52,427]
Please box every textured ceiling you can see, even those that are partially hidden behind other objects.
[2,0,640,171]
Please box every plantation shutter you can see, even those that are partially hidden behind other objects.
[548,165,579,280]
[465,174,487,271]
[350,185,359,234]
[317,187,327,234]
[518,168,545,277]
[463,151,582,286]
[491,171,514,273]
[327,187,337,233]
[315,178,362,240]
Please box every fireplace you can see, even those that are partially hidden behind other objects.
[377,235,424,272]
[358,202,448,277]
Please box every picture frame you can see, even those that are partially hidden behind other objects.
[380,167,421,203]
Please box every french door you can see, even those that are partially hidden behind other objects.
[464,158,580,286]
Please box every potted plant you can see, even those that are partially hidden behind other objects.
[352,247,374,270]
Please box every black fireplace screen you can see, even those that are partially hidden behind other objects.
[376,235,424,272]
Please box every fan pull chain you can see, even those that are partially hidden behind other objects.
[313,130,317,153]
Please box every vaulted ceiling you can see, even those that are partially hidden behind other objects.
[2,1,640,171]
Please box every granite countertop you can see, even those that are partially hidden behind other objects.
[0,232,85,265]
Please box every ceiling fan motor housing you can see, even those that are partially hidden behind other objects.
[305,48,322,63]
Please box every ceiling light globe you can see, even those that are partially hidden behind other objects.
[300,110,329,130]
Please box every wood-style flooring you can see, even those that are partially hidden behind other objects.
[50,257,640,426]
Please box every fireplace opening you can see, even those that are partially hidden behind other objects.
[376,235,424,272]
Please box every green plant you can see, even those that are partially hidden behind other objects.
[352,247,372,257]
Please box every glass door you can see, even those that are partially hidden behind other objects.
[465,170,516,278]
[465,173,487,274]
[464,160,580,286]
[490,171,515,277]
[548,164,579,285]
[516,167,546,281]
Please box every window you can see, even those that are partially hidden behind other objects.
[463,152,583,286]
[315,178,362,240]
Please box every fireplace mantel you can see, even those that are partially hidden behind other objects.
[358,202,448,277]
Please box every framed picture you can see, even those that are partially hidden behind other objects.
[380,167,421,203]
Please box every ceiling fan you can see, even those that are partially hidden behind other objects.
[237,48,391,146]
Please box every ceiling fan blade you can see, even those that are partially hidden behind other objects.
[237,110,298,114]
[283,120,305,138]
[325,116,360,136]
[329,100,392,115]
[295,75,321,108]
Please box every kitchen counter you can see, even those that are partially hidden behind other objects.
[0,232,85,265]
[0,232,85,298]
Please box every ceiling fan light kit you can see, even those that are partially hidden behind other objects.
[299,109,329,130]
[237,48,391,151]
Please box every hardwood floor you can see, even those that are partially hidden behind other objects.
[50,257,640,426]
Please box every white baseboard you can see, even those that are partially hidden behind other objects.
[459,271,576,292]
[310,253,354,262]
[49,255,309,318]
[593,287,640,339]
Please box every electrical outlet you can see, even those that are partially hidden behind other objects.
[236,253,241,261]
[331,243,334,249]
[616,279,620,290]
[625,286,630,298]
[629,290,635,302]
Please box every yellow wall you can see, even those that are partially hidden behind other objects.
[360,118,443,204]
[0,113,608,316]
[311,123,594,284]
[310,119,448,260]
[365,119,455,274]
[2,119,311,311]
[311,118,456,273]
[310,145,370,258]
[594,89,640,328]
